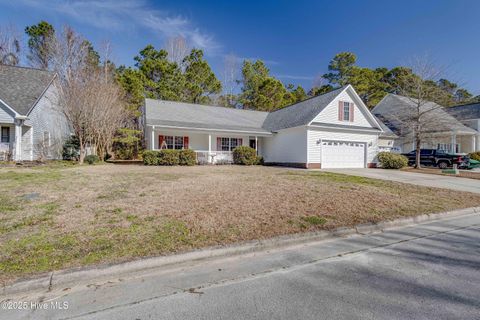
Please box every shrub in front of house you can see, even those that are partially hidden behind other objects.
[178,149,196,166]
[143,150,195,166]
[157,150,180,166]
[468,151,480,161]
[233,146,260,165]
[377,152,408,169]
[142,150,159,165]
[84,154,100,165]
[62,135,80,161]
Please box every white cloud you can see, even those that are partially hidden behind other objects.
[11,0,221,55]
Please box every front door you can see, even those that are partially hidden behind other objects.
[249,139,256,150]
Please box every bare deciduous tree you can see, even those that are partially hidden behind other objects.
[0,24,21,66]
[50,26,127,164]
[221,53,239,107]
[387,56,452,168]
[165,35,189,66]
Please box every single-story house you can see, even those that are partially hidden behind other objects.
[373,93,478,154]
[143,85,394,168]
[445,102,480,151]
[0,65,70,161]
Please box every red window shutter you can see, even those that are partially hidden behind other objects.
[338,101,343,121]
[183,136,189,149]
[238,138,243,146]
[350,103,354,122]
[217,137,221,151]
[158,135,164,149]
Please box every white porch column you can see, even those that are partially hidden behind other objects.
[14,120,22,161]
[208,134,212,163]
[255,136,258,154]
[472,135,477,153]
[476,134,480,152]
[451,131,457,153]
[150,126,155,150]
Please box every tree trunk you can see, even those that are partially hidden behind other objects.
[415,138,421,169]
[78,136,86,164]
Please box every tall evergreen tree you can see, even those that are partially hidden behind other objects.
[25,21,55,69]
[182,49,222,104]
[239,60,295,111]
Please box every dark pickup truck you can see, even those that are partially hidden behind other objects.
[402,149,469,169]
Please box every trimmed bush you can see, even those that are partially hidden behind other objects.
[179,149,196,166]
[157,150,180,166]
[377,152,408,169]
[468,151,480,161]
[142,149,195,166]
[143,150,159,165]
[233,146,260,165]
[84,154,100,165]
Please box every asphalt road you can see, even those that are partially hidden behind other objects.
[323,168,480,193]
[2,213,480,320]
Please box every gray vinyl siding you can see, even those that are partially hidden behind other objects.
[0,102,15,123]
[27,84,70,160]
[21,126,32,160]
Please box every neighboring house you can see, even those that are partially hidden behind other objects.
[373,94,477,154]
[143,85,389,168]
[0,65,70,161]
[445,102,480,151]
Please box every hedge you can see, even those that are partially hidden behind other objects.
[178,149,196,166]
[468,151,480,161]
[233,146,260,165]
[143,149,196,166]
[377,152,408,169]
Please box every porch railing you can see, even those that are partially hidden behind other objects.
[195,151,233,164]
[0,143,11,161]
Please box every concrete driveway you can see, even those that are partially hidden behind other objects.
[323,168,480,193]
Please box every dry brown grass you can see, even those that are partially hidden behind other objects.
[1,163,480,284]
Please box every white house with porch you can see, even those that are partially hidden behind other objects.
[373,94,478,154]
[143,85,392,168]
[0,65,70,161]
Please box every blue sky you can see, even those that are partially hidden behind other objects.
[0,0,479,94]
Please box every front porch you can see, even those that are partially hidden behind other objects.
[146,125,269,164]
[0,122,33,161]
[397,131,479,154]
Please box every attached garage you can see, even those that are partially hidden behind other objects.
[320,140,366,168]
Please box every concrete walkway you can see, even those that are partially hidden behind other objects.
[2,212,479,320]
[323,168,480,193]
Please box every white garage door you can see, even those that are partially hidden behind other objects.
[321,141,366,168]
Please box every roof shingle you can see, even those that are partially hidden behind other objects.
[0,65,55,115]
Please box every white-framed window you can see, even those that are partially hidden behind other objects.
[43,131,50,147]
[343,102,350,121]
[174,136,184,150]
[160,135,188,150]
[164,136,174,149]
[219,137,242,151]
[1,127,9,143]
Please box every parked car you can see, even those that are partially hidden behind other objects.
[402,149,469,169]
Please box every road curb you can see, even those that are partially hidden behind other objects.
[2,206,479,296]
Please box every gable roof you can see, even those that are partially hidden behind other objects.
[145,99,271,134]
[145,85,390,136]
[262,86,346,131]
[445,102,480,120]
[0,65,56,116]
[373,115,398,138]
[373,94,476,135]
